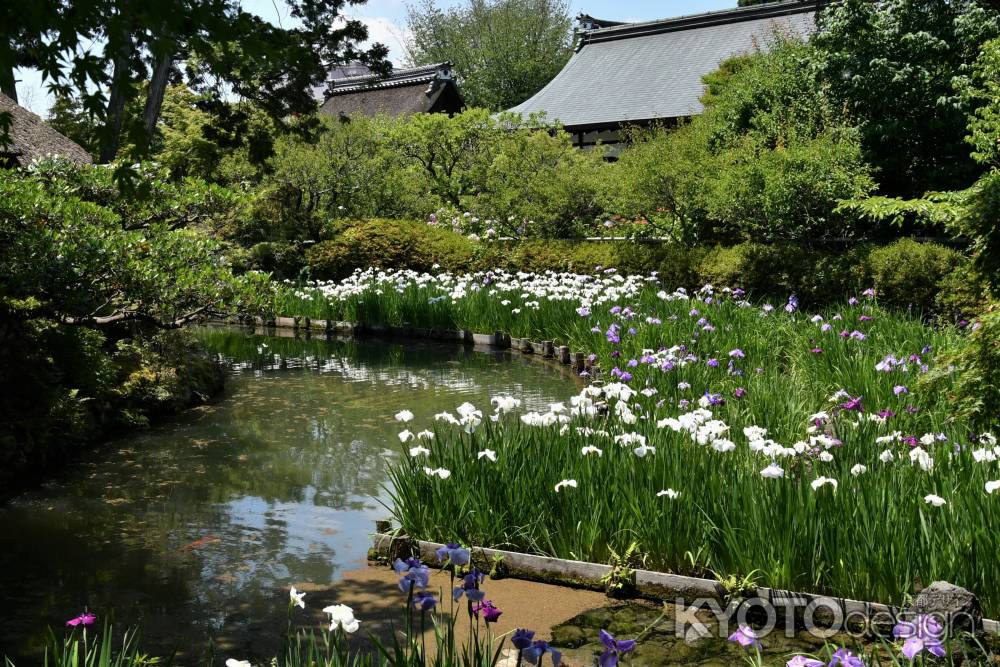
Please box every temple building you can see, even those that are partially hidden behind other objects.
[507,0,822,151]
[318,62,464,120]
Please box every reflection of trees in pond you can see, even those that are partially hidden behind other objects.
[1,329,574,662]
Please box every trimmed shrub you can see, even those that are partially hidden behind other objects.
[306,219,477,280]
[868,239,965,314]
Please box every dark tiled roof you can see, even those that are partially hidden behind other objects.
[509,0,821,130]
[0,92,92,165]
[319,62,463,117]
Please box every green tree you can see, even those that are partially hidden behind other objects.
[2,0,390,163]
[46,91,101,157]
[606,39,875,243]
[406,0,573,111]
[812,0,1000,197]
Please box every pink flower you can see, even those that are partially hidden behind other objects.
[66,612,97,628]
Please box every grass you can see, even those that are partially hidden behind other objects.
[275,269,1000,616]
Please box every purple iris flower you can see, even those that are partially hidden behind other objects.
[922,345,933,354]
[610,367,622,379]
[453,568,486,602]
[859,315,874,322]
[893,386,908,396]
[900,600,950,644]
[811,348,823,354]
[627,359,638,368]
[611,350,621,359]
[733,288,746,298]
[729,349,745,359]
[577,306,591,317]
[606,325,621,344]
[522,640,561,666]
[435,543,471,566]
[905,405,919,414]
[902,435,919,447]
[728,624,759,648]
[413,591,438,611]
[734,388,747,398]
[785,295,799,313]
[66,612,97,628]
[598,629,637,667]
[821,323,834,333]
[620,372,633,382]
[627,327,637,335]
[877,409,896,419]
[848,297,859,306]
[512,629,535,650]
[610,306,622,315]
[840,396,863,413]
[849,331,866,341]
[394,557,430,593]
[472,599,503,623]
[705,392,725,406]
[829,648,865,666]
[587,354,598,363]
[707,358,719,368]
[863,288,876,297]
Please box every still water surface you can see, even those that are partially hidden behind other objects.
[0,329,574,660]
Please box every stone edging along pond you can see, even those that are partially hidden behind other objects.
[228,316,1000,635]
[238,315,599,377]
[369,531,1000,636]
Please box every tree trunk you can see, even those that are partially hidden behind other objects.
[142,49,173,146]
[99,27,135,163]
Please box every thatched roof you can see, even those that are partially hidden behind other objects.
[319,63,464,118]
[0,92,93,166]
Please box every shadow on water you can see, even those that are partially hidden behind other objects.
[0,329,574,661]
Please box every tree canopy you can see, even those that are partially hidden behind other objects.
[406,0,573,111]
[0,0,390,163]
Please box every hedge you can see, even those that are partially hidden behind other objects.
[301,219,979,320]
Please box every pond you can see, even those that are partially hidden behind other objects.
[0,328,576,661]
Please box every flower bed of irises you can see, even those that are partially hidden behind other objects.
[278,269,1000,616]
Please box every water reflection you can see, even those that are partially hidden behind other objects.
[0,330,573,660]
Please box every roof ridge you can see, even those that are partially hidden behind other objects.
[578,0,823,46]
[331,61,451,86]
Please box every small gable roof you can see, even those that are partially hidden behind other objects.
[319,62,463,118]
[0,92,93,166]
[508,0,821,131]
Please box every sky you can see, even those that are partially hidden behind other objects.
[14,0,738,116]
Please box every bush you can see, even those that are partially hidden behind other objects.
[602,39,876,244]
[868,239,965,314]
[305,219,477,280]
[478,128,607,238]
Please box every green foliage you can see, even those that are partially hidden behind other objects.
[387,109,504,208]
[46,92,101,158]
[604,41,876,243]
[812,0,1000,196]
[406,0,573,111]
[0,159,271,494]
[269,114,428,221]
[477,128,607,237]
[868,239,965,314]
[305,219,477,280]
[965,38,1000,170]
